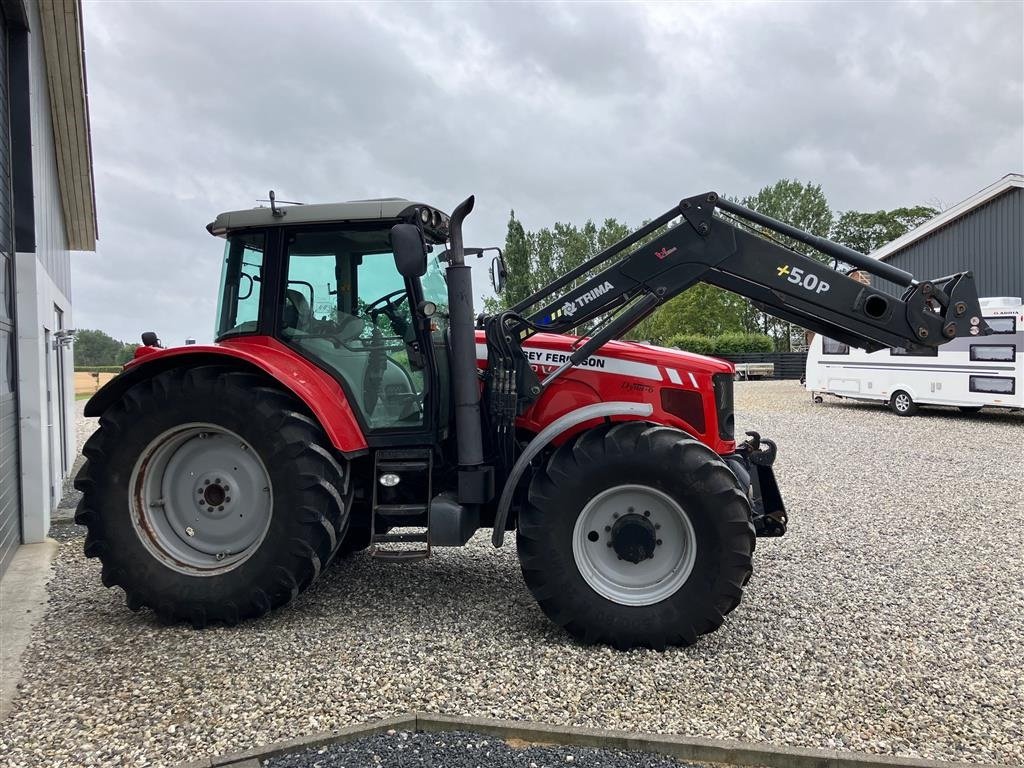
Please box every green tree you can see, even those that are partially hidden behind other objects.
[502,210,532,308]
[629,285,747,344]
[74,329,135,367]
[738,179,834,262]
[831,206,938,254]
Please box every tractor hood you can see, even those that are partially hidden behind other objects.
[475,331,734,378]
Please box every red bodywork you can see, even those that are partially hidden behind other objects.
[129,337,369,455]
[478,332,736,455]
[125,332,736,457]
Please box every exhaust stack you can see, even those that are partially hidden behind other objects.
[445,196,486,474]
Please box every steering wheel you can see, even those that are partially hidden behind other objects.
[364,290,409,331]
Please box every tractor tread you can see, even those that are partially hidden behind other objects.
[73,364,350,627]
[517,421,755,650]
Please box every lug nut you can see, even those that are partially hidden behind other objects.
[185,527,195,537]
[643,510,650,517]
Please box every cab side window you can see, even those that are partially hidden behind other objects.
[216,231,265,339]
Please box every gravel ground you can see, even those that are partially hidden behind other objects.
[1,385,1021,767]
[264,730,701,768]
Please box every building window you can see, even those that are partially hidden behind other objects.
[822,337,849,355]
[985,317,1017,334]
[890,345,938,357]
[969,376,1015,395]
[970,345,1015,362]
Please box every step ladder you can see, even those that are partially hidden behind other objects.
[370,448,432,562]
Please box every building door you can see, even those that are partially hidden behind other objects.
[54,305,67,475]
[0,3,22,578]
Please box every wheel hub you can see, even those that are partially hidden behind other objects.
[610,513,657,563]
[130,424,273,576]
[571,484,697,607]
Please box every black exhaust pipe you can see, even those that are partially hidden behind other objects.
[445,196,485,470]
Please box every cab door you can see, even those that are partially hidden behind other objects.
[277,224,439,438]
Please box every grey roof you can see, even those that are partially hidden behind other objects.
[872,173,1023,262]
[206,197,444,236]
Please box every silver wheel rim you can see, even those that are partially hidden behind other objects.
[895,393,910,411]
[129,423,273,576]
[572,484,697,607]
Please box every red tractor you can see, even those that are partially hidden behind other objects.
[76,191,989,648]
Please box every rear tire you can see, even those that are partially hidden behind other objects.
[889,390,917,416]
[74,366,350,626]
[517,422,755,650]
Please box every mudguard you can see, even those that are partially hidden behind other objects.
[83,335,368,457]
[491,401,654,546]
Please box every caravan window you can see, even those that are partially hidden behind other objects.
[822,338,849,355]
[970,345,1016,362]
[970,376,1015,395]
[890,345,938,357]
[985,317,1017,334]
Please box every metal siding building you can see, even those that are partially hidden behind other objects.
[0,0,96,579]
[0,2,18,576]
[872,175,1024,300]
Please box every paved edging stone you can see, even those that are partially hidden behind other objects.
[178,712,1010,768]
[0,540,60,720]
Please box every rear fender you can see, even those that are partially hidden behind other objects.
[83,338,368,457]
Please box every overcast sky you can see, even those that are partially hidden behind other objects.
[74,1,1023,345]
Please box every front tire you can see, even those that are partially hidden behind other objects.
[517,422,755,650]
[74,366,350,626]
[889,390,917,416]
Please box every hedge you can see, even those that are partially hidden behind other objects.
[74,366,123,373]
[666,332,774,355]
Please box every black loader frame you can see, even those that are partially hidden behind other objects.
[477,192,989,524]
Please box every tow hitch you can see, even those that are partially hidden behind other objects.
[727,431,788,537]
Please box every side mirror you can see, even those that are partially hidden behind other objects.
[390,223,427,278]
[490,253,507,294]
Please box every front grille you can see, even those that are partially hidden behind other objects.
[712,373,735,441]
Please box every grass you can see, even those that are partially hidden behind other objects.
[75,392,94,401]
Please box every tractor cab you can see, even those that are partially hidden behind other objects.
[209,198,455,434]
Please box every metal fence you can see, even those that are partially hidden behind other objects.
[715,352,808,380]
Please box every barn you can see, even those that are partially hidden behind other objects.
[872,174,1023,300]
[1,0,96,578]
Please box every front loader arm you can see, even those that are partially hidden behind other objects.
[493,192,990,390]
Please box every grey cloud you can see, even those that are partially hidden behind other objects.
[77,0,1022,345]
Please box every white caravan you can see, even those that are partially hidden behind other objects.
[805,297,1023,416]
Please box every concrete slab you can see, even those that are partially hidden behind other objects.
[0,539,59,719]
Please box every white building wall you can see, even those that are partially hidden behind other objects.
[14,0,75,543]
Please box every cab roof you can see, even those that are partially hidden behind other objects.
[206,197,450,239]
